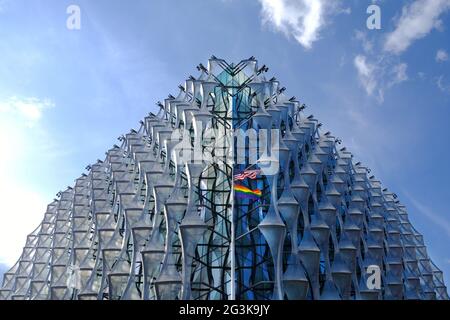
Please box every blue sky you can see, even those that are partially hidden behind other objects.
[0,0,449,285]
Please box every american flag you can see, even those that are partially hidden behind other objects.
[233,169,261,181]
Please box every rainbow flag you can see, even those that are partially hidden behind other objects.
[234,184,262,200]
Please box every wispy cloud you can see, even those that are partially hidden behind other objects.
[353,55,408,103]
[0,113,52,265]
[437,75,450,93]
[354,55,378,96]
[0,95,63,265]
[0,96,55,124]
[389,63,409,86]
[384,0,450,55]
[354,30,374,54]
[352,0,450,101]
[403,191,450,238]
[436,49,449,62]
[258,0,347,49]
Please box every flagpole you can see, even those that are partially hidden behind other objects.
[230,165,236,300]
[230,92,236,301]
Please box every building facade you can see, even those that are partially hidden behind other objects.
[0,57,448,300]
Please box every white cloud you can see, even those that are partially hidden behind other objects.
[353,55,408,102]
[0,96,57,265]
[258,0,345,49]
[354,30,374,54]
[404,191,450,238]
[339,7,351,15]
[0,117,50,265]
[353,24,411,102]
[436,49,449,62]
[354,55,378,96]
[390,63,409,86]
[0,96,54,124]
[437,75,450,93]
[384,0,450,55]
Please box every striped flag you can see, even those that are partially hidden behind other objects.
[233,169,261,181]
